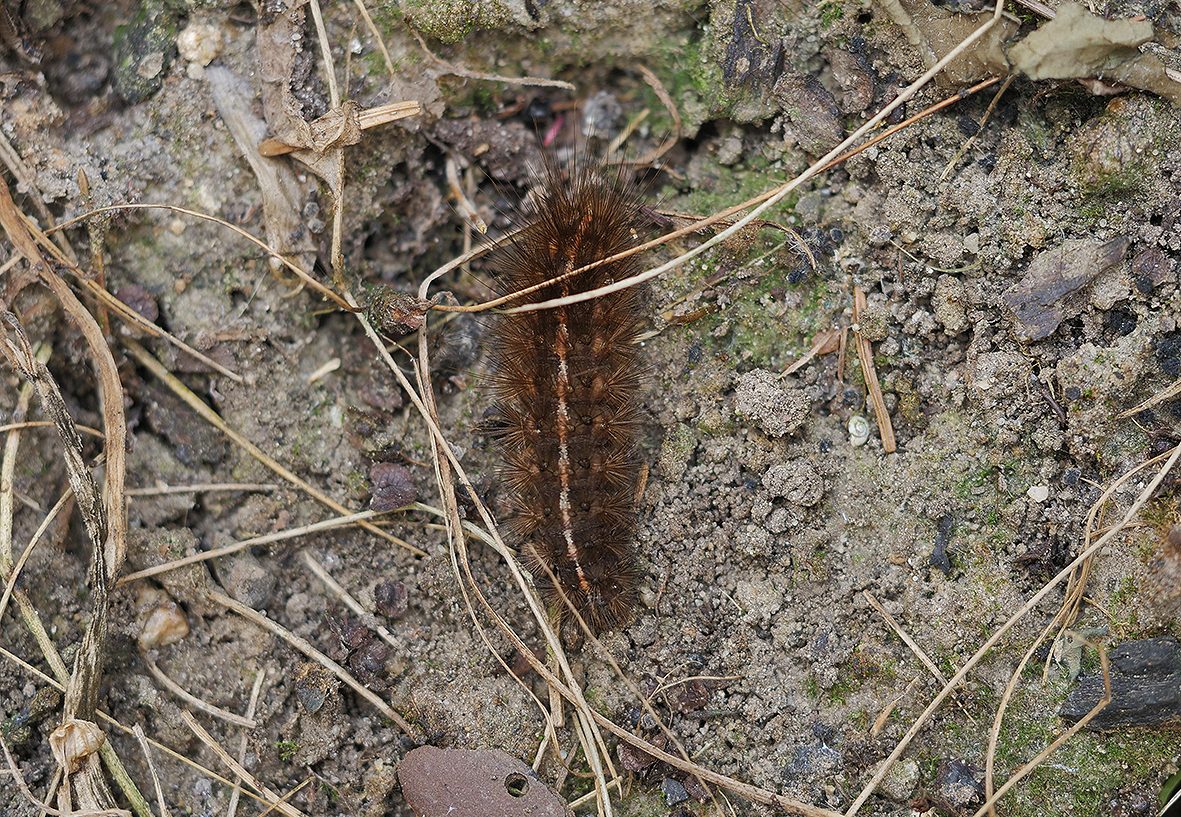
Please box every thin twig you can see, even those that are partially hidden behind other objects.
[851,287,897,453]
[118,509,389,586]
[863,591,974,723]
[208,590,417,735]
[126,482,277,497]
[140,652,258,728]
[122,338,423,556]
[180,711,304,817]
[226,670,266,817]
[132,726,171,817]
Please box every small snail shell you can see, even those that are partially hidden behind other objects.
[50,719,106,772]
[848,415,871,447]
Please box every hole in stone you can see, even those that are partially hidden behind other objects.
[504,772,529,798]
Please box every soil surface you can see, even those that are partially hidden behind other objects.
[1,2,1180,817]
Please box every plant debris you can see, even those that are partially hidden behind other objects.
[1002,236,1130,341]
[1008,2,1181,103]
[1060,637,1181,729]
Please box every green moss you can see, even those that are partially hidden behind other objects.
[802,676,821,700]
[275,739,299,762]
[818,1,845,28]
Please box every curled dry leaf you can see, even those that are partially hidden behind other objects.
[365,286,435,337]
[1008,2,1181,103]
[49,719,107,772]
[397,746,572,817]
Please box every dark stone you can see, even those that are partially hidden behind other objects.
[661,778,689,806]
[1155,331,1181,378]
[935,758,984,809]
[930,513,954,575]
[1060,637,1181,729]
[115,283,160,324]
[374,580,409,620]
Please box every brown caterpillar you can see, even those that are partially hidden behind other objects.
[486,160,645,633]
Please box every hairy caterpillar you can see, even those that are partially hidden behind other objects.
[486,159,646,633]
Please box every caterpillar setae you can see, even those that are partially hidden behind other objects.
[486,159,646,633]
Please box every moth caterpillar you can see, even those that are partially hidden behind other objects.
[487,159,645,633]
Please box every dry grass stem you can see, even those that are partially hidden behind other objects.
[226,670,267,817]
[0,129,76,259]
[305,358,341,384]
[355,302,842,817]
[180,711,304,817]
[208,590,417,735]
[483,60,1004,317]
[0,342,48,568]
[863,590,973,723]
[445,155,488,234]
[984,444,1172,811]
[349,0,395,77]
[0,176,137,813]
[408,27,576,90]
[126,482,277,497]
[1118,375,1181,418]
[48,203,351,310]
[851,287,897,453]
[122,338,423,555]
[0,730,130,817]
[140,652,259,728]
[940,74,1014,180]
[0,642,276,810]
[871,674,922,738]
[625,65,682,166]
[118,509,389,586]
[0,419,104,438]
[132,725,171,817]
[16,221,245,383]
[0,488,72,625]
[301,550,402,651]
[307,0,340,107]
[975,645,1111,817]
[845,441,1181,815]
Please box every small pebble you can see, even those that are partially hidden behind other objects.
[661,777,689,806]
[374,580,409,619]
[115,283,159,323]
[138,602,189,651]
[1026,484,1050,503]
[221,552,276,608]
[177,22,222,67]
